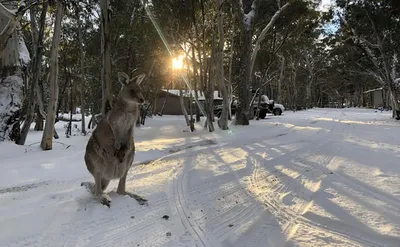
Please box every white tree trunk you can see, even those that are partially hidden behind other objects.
[76,6,86,134]
[40,1,63,150]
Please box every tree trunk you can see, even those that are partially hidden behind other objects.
[76,6,86,135]
[179,89,190,126]
[40,1,63,150]
[290,56,298,111]
[18,3,48,145]
[277,54,285,102]
[189,92,195,132]
[159,86,170,116]
[0,3,30,142]
[100,0,113,116]
[216,0,229,130]
[227,48,234,121]
[34,108,44,131]
[234,28,252,125]
[190,45,201,122]
[255,88,263,120]
[35,76,46,131]
[232,1,254,125]
[71,82,77,114]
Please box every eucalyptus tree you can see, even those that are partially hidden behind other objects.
[336,0,400,119]
[0,1,37,141]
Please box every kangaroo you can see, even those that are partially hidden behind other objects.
[81,72,147,207]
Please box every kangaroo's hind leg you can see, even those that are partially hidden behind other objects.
[92,173,111,207]
[101,178,110,191]
[117,169,148,205]
[81,172,112,207]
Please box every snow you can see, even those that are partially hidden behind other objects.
[243,9,255,28]
[1,108,400,246]
[17,34,30,66]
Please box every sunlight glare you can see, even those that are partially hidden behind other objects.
[172,55,184,70]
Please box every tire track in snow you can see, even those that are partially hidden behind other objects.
[189,158,278,244]
[246,111,343,242]
[214,203,263,239]
[168,169,221,247]
[184,119,323,245]
[246,110,398,246]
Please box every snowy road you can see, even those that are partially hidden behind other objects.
[1,108,400,246]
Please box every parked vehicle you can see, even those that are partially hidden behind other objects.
[192,94,285,119]
[214,95,285,119]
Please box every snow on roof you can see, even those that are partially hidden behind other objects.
[161,89,222,100]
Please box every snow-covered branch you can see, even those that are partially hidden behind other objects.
[0,0,45,58]
[340,14,382,73]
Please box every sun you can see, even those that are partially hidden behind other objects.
[172,55,184,70]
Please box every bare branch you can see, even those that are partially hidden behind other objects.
[249,1,292,82]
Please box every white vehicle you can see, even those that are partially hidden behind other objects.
[254,95,285,116]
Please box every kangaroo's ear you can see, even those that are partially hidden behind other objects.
[136,74,146,86]
[118,72,130,86]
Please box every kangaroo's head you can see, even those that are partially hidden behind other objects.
[117,72,145,105]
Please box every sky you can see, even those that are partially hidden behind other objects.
[317,0,339,35]
[318,0,335,12]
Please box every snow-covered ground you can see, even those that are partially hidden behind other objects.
[1,108,400,247]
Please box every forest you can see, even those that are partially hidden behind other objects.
[1,0,400,149]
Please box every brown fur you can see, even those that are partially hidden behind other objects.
[82,72,147,207]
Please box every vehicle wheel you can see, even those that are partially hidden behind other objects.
[273,108,282,116]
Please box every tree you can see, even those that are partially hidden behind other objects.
[100,0,112,116]
[216,0,229,130]
[41,1,64,150]
[337,0,400,119]
[75,2,86,134]
[0,2,31,142]
[17,3,49,145]
[231,0,293,125]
